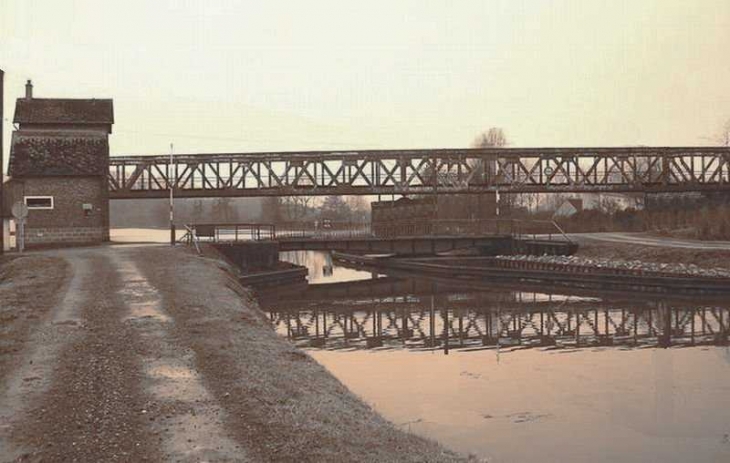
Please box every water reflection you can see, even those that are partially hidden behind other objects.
[278,250,376,284]
[269,251,730,462]
[260,278,730,353]
[267,252,730,353]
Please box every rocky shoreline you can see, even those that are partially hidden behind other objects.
[497,254,730,278]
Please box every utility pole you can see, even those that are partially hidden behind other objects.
[169,142,175,246]
[0,68,4,255]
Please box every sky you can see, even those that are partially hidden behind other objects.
[2,0,730,171]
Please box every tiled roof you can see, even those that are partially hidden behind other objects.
[9,131,109,177]
[14,98,114,125]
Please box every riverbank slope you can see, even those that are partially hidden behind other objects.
[0,246,473,462]
[575,238,730,271]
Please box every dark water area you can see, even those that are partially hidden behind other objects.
[263,251,730,463]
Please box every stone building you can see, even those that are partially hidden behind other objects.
[5,81,113,248]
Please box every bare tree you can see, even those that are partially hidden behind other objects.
[346,196,370,221]
[472,127,508,149]
[472,127,512,215]
[720,119,730,147]
[281,196,314,221]
[701,118,730,146]
[597,194,621,215]
[260,197,283,223]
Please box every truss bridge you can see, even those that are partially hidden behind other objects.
[108,146,730,199]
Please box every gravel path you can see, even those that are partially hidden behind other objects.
[570,232,730,250]
[1,250,162,462]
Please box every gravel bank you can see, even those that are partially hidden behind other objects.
[497,254,730,278]
[574,240,730,273]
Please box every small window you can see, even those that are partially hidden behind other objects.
[25,196,54,210]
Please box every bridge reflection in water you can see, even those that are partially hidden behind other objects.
[259,277,730,353]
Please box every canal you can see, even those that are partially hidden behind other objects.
[262,251,730,463]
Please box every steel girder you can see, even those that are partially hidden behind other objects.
[108,147,730,198]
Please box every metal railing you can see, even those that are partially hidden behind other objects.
[180,218,570,244]
[184,223,276,243]
[179,225,202,253]
[372,218,571,242]
[274,221,372,239]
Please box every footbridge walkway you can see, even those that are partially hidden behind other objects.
[180,219,576,256]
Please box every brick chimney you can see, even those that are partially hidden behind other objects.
[25,79,33,99]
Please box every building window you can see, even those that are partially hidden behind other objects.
[25,196,54,210]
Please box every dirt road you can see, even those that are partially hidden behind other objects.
[570,232,730,250]
[0,246,471,463]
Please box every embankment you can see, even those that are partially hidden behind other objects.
[332,252,730,296]
[132,245,475,463]
[576,240,730,271]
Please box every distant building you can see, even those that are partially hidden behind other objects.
[552,198,583,218]
[4,80,113,248]
[371,194,497,236]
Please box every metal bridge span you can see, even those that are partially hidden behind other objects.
[108,146,730,199]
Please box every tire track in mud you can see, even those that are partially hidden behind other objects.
[2,250,161,462]
[0,251,89,460]
[111,250,248,462]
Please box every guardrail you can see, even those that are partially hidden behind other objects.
[180,218,571,244]
[184,223,276,243]
[178,225,202,253]
[372,218,571,242]
[275,221,371,239]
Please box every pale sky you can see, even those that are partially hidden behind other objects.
[2,0,730,170]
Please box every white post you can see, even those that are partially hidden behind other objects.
[19,218,25,253]
[169,143,175,246]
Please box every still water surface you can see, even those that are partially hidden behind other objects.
[266,251,730,463]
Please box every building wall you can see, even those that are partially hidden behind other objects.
[5,176,109,247]
[371,194,497,236]
[372,194,497,223]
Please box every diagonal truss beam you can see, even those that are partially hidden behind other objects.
[108,147,730,198]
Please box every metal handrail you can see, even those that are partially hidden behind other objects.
[185,223,276,243]
[180,224,202,254]
[182,218,571,243]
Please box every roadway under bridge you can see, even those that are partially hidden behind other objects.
[108,146,730,199]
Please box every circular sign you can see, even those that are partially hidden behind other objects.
[11,202,28,220]
[544,166,554,176]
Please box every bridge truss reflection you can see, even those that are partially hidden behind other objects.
[260,277,730,353]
